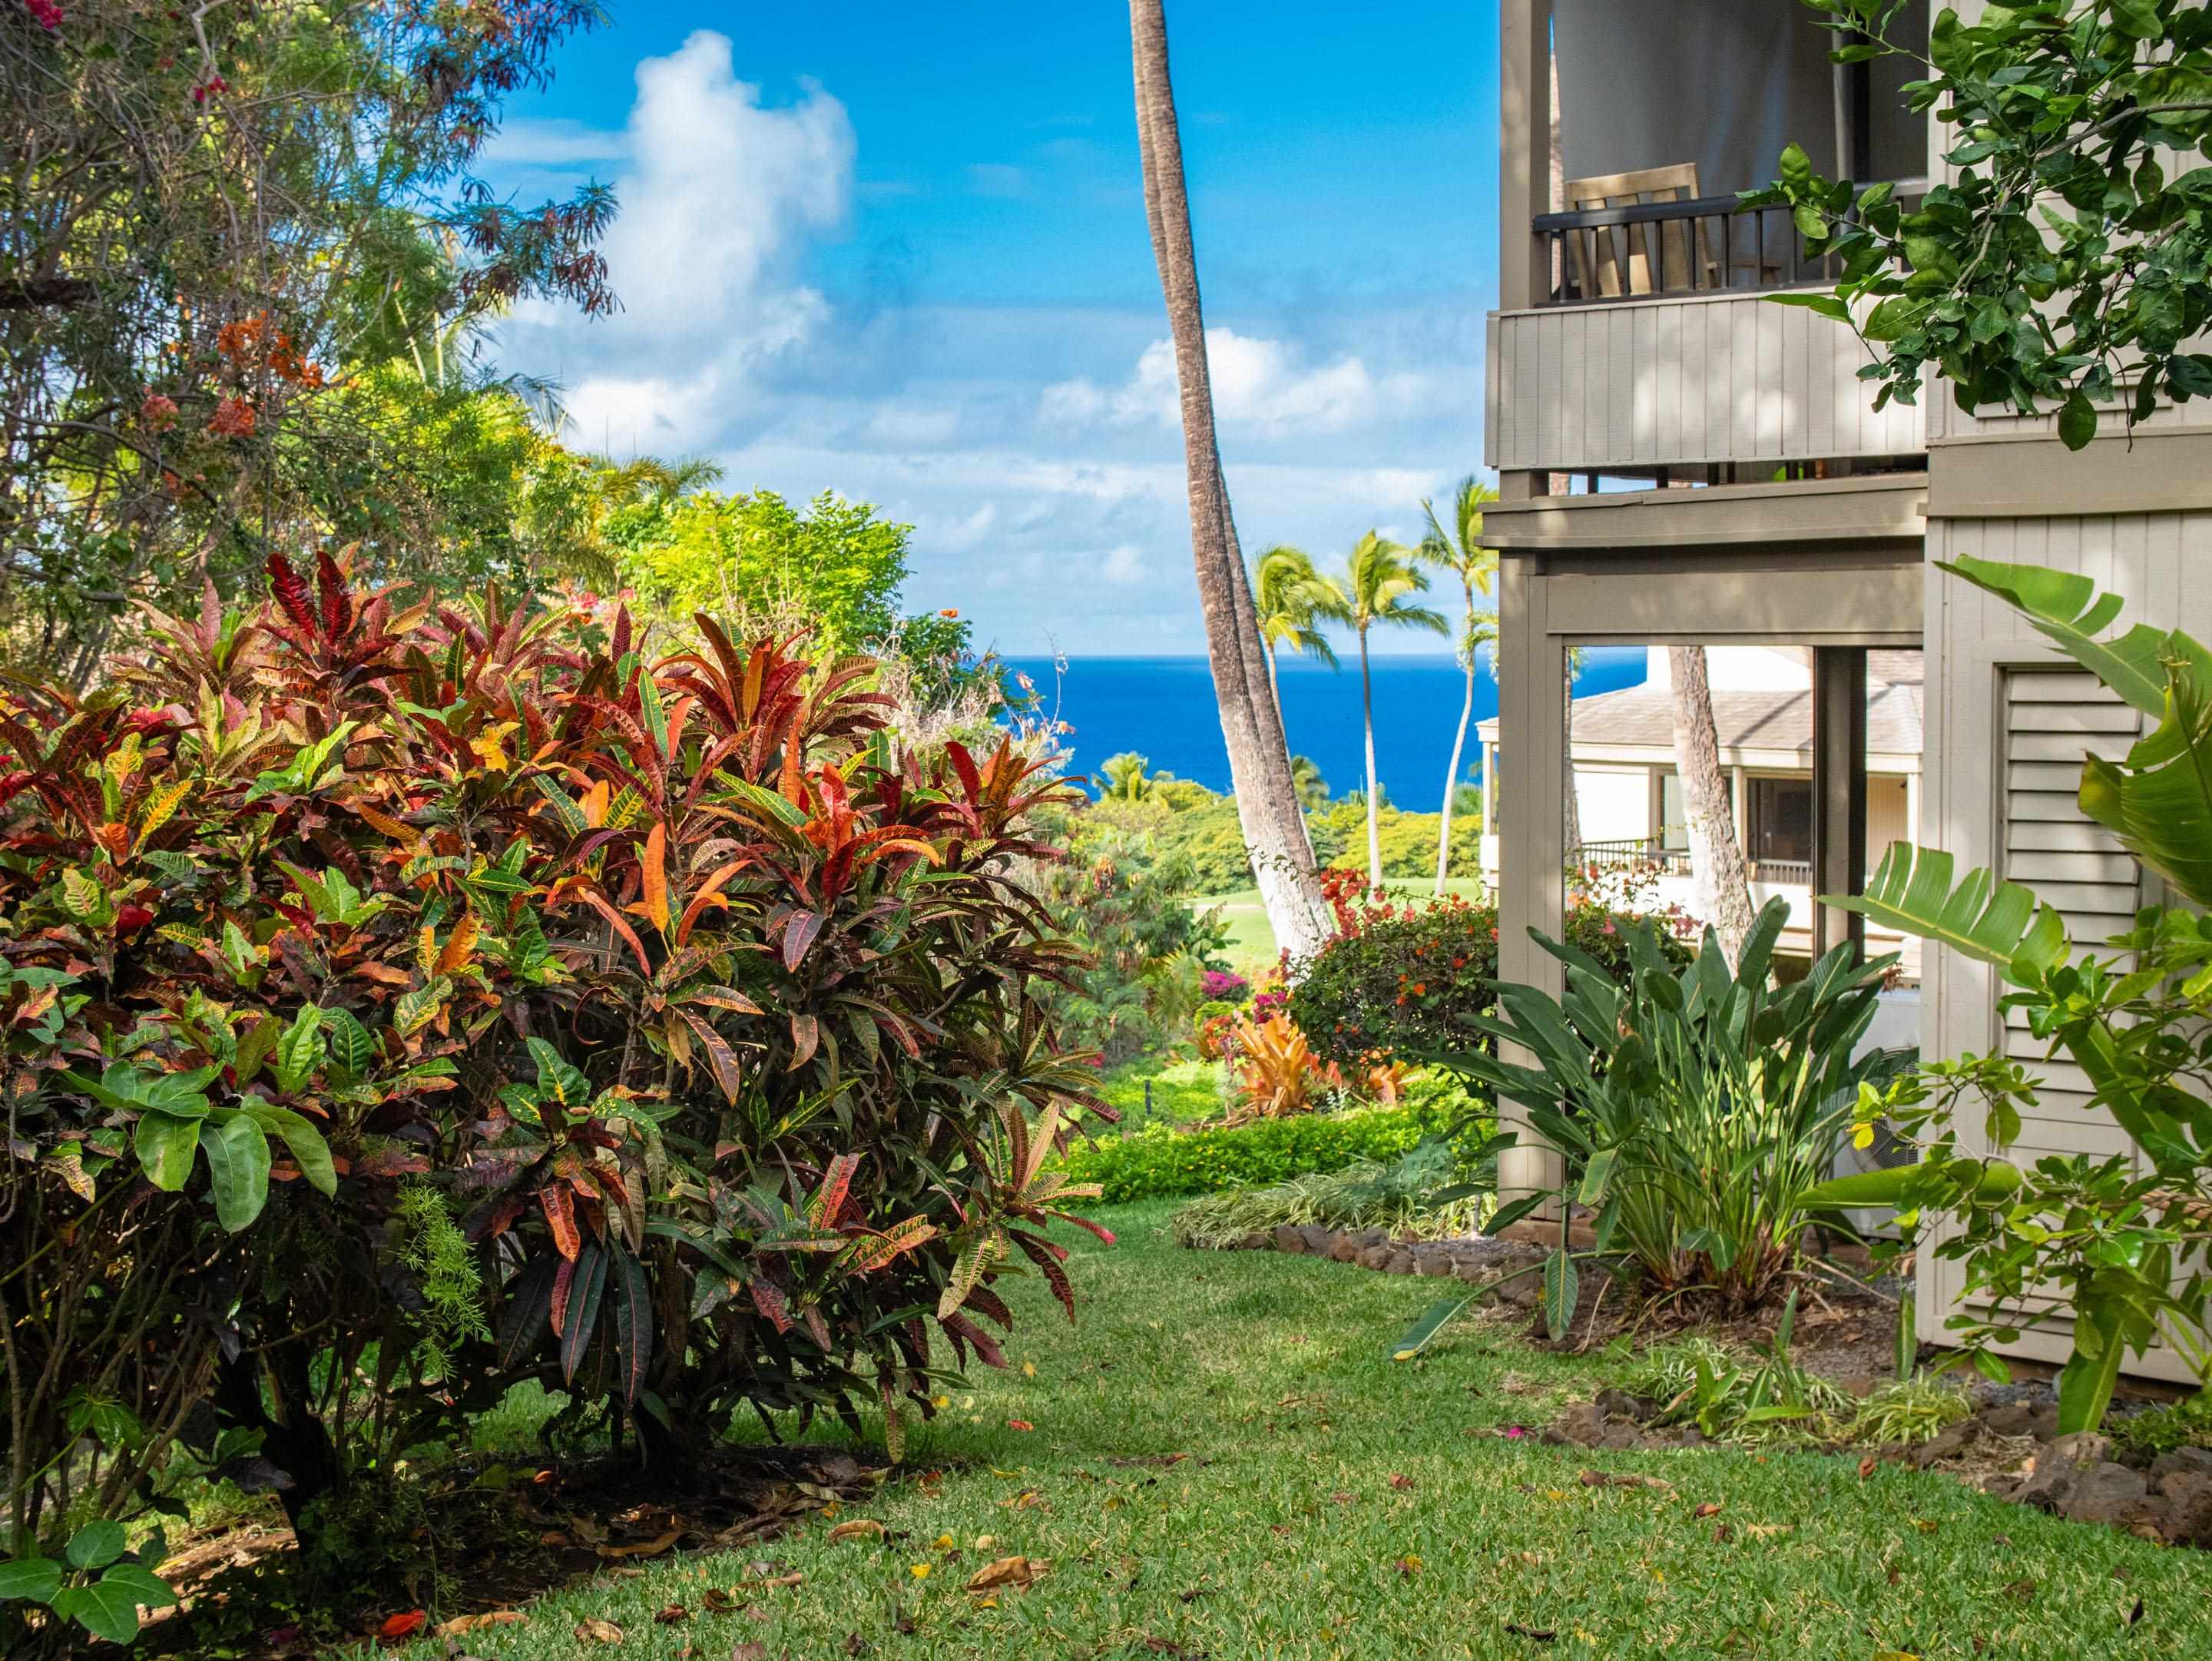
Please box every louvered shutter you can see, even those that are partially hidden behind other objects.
[1998,669,2143,1163]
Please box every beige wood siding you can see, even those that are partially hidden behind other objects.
[1486,291,1925,474]
[1921,508,2212,1383]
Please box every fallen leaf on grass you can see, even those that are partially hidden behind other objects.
[600,1529,683,1560]
[1330,1490,1356,1506]
[1006,1419,1034,1431]
[378,1610,427,1640]
[701,1589,740,1613]
[653,1604,689,1624]
[843,1636,872,1656]
[1911,1518,1940,1533]
[828,1519,886,1543]
[967,1555,1049,1592]
[731,1644,769,1661]
[1693,1502,1723,1518]
[1396,1554,1422,1578]
[1389,1473,1415,1490]
[2002,1579,2037,1603]
[1503,1621,1557,1642]
[574,1617,624,1643]
[1859,1456,1879,1480]
[1743,1523,1792,1539]
[1713,1524,1733,1543]
[1871,1651,1920,1661]
[436,1611,525,1635]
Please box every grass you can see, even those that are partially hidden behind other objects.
[1096,1055,1225,1132]
[398,1203,2210,1659]
[1196,877,1488,973]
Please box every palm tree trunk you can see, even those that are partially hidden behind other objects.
[1562,654,1581,860]
[1360,625,1382,885]
[1667,645,1757,966]
[1264,638,1280,710]
[1130,0,1332,959]
[1435,589,1475,895]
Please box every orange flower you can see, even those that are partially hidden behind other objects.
[207,396,257,438]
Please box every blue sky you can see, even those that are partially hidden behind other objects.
[488,2,1502,655]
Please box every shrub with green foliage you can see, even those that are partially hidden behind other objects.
[1167,1142,1491,1249]
[1065,1106,1472,1205]
[0,556,1104,1604]
[1286,879,1690,1069]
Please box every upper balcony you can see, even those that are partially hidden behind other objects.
[1490,0,1931,485]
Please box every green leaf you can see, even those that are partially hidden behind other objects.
[1764,290,1852,323]
[50,1576,144,1644]
[1484,1192,1548,1235]
[1778,141,1813,191]
[1576,1146,1618,1207]
[134,1110,203,1192]
[199,1112,273,1231]
[0,1557,63,1604]
[1392,1295,1472,1362]
[234,1101,338,1197]
[66,1520,127,1570]
[2078,663,2212,907]
[1833,844,2067,984]
[2056,1303,2128,1434]
[91,1563,177,1613]
[1541,1248,1579,1342]
[273,1004,325,1095]
[1939,556,2175,717]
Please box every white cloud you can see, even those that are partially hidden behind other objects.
[498,31,855,456]
[482,117,628,168]
[1099,543,1145,585]
[1041,328,1431,439]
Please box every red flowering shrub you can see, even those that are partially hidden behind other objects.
[1285,874,1690,1069]
[0,555,1108,1566]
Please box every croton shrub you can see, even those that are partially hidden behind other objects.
[0,553,1109,1567]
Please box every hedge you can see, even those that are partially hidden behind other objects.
[1064,1109,1439,1205]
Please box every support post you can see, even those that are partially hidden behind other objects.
[1500,0,1552,313]
[1495,553,1566,1212]
[1812,646,1869,960]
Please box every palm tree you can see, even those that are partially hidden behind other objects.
[1417,478,1499,895]
[1128,0,1333,960]
[1289,754,1330,811]
[1341,532,1448,884]
[1253,544,1349,704]
[1098,751,1154,803]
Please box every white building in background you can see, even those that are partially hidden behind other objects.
[1475,645,1923,981]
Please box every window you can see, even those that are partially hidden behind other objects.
[1657,771,1690,851]
[1750,777,1813,866]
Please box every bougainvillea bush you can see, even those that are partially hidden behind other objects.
[1286,874,1692,1069]
[0,555,1108,1582]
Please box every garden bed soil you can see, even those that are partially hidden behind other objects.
[1201,1219,2212,1550]
[140,1444,888,1657]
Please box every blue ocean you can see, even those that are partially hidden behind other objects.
[998,648,1648,814]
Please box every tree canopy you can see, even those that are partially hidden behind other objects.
[1752,0,2212,449]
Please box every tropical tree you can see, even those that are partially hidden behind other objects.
[1254,544,1349,702]
[1418,478,1500,894]
[1342,532,1448,884]
[1668,646,1758,966]
[1098,752,1156,803]
[1128,0,1334,958]
[1752,0,2212,451]
[1290,754,1331,811]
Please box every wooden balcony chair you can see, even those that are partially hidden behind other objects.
[1562,163,1787,300]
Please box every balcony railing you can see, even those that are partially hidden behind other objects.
[1573,837,1811,887]
[1532,181,1925,308]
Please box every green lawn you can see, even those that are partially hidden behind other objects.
[1197,878,1489,973]
[413,1202,2207,1659]
[1096,1056,1225,1131]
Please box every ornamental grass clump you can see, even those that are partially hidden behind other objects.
[0,553,1107,1584]
[1441,900,1909,1336]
